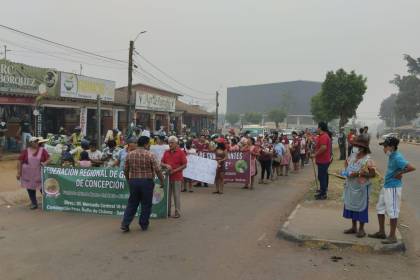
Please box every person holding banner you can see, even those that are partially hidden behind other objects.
[214,142,228,194]
[241,137,259,190]
[182,141,196,193]
[161,136,188,218]
[193,135,209,188]
[121,136,164,232]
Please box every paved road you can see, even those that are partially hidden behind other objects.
[0,162,418,280]
[370,140,420,258]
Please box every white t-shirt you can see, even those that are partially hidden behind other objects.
[88,150,103,161]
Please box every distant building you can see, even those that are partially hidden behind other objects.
[227,80,321,128]
[227,80,321,114]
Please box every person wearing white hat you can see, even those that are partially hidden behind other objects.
[17,137,50,209]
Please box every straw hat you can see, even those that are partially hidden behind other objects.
[351,135,371,153]
[37,137,49,144]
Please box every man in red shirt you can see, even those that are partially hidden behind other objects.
[161,136,188,218]
[312,122,332,200]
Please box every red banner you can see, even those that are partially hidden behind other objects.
[197,151,251,184]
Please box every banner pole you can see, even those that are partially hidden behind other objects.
[311,157,319,191]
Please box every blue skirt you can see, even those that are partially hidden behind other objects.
[343,197,369,223]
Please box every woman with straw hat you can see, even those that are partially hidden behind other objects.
[341,135,376,238]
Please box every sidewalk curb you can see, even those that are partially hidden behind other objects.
[402,141,420,146]
[277,204,406,254]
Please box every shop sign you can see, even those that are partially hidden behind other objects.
[80,107,87,136]
[135,91,176,112]
[42,167,169,219]
[0,59,59,95]
[60,72,115,102]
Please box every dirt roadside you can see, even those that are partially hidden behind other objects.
[0,161,418,279]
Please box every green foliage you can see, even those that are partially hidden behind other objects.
[310,69,367,127]
[225,113,240,125]
[310,92,335,123]
[243,112,262,124]
[390,55,420,121]
[267,109,287,128]
[379,94,398,127]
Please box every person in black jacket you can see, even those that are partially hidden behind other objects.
[338,128,346,160]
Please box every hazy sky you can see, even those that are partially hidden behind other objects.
[1,0,420,121]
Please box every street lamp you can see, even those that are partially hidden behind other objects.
[134,30,147,42]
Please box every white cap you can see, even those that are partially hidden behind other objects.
[141,130,151,138]
[29,137,39,143]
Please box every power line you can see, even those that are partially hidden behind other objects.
[0,24,215,104]
[0,24,127,65]
[0,37,126,70]
[133,58,213,102]
[132,68,212,106]
[135,52,213,96]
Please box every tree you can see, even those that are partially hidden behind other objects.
[225,113,240,125]
[267,109,287,128]
[310,92,335,123]
[390,55,420,121]
[379,94,398,127]
[311,69,367,127]
[243,112,262,124]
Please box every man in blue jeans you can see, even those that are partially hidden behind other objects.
[121,136,165,232]
[312,122,332,200]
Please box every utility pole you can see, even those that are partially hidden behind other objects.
[97,95,102,147]
[127,40,134,128]
[2,45,11,60]
[215,91,219,133]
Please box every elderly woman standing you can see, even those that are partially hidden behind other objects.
[342,136,376,238]
[17,137,50,209]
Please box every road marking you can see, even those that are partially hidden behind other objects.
[257,233,266,241]
[288,204,301,221]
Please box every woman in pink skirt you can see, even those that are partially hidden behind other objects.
[17,137,50,209]
[280,138,291,176]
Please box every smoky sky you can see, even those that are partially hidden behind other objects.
[1,0,419,121]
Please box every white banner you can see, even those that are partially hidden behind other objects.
[183,155,217,185]
[135,91,176,112]
[150,145,169,163]
[60,72,115,102]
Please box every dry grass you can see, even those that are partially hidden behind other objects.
[305,148,382,206]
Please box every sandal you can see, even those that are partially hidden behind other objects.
[212,191,220,194]
[241,186,249,189]
[381,237,398,244]
[343,228,357,234]
[368,232,387,239]
[356,231,366,238]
